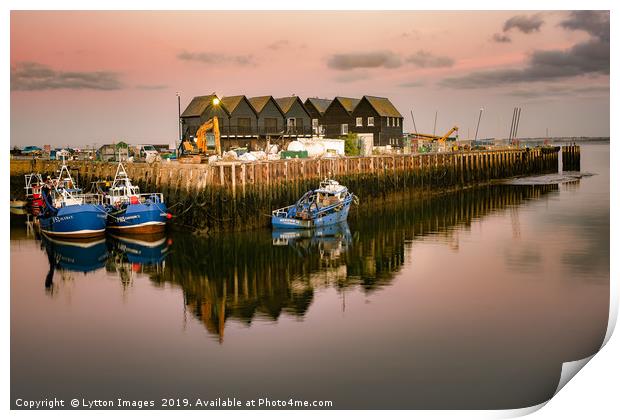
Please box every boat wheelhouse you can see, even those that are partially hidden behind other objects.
[38,158,107,239]
[103,161,170,234]
[24,173,44,212]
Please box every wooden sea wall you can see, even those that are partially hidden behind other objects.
[10,148,559,233]
[562,145,581,171]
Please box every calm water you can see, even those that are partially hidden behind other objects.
[11,143,609,409]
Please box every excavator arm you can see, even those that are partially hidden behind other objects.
[180,117,221,157]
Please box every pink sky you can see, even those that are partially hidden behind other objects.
[10,11,609,147]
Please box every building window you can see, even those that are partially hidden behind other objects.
[368,117,374,126]
[356,117,363,127]
[237,117,251,134]
[396,118,400,127]
[387,117,391,127]
[312,118,318,128]
[341,124,348,135]
[265,118,278,133]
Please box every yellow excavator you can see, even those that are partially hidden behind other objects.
[179,117,221,163]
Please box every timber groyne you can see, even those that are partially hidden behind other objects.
[10,147,561,234]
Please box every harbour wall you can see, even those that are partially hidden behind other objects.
[10,147,560,234]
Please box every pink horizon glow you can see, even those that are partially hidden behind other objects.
[10,10,609,147]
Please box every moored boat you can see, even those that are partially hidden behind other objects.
[38,158,107,239]
[24,173,44,212]
[271,179,355,229]
[103,161,171,234]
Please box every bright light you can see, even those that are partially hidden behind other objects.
[212,98,220,106]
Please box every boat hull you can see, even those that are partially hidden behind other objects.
[272,201,351,229]
[106,203,168,234]
[38,204,107,239]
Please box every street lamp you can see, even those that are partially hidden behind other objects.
[176,92,181,150]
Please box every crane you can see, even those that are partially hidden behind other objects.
[179,117,221,163]
[411,126,459,143]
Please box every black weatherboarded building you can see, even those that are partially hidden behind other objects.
[180,92,403,151]
[304,97,333,135]
[352,96,404,147]
[275,96,312,137]
[247,96,286,136]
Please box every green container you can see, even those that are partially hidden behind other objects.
[280,150,308,159]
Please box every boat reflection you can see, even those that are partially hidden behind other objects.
[272,222,352,260]
[41,235,108,273]
[106,233,171,288]
[41,235,108,294]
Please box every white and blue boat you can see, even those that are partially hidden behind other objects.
[272,179,355,229]
[103,161,170,234]
[38,157,107,239]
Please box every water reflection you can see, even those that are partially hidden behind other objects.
[151,183,560,342]
[19,183,563,340]
[39,232,170,292]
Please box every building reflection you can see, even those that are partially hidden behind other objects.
[150,183,560,342]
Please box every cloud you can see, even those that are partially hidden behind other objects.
[334,72,371,83]
[559,10,609,42]
[406,50,454,68]
[327,51,401,70]
[503,14,544,34]
[177,50,255,66]
[135,84,168,90]
[11,62,123,91]
[508,84,609,99]
[492,33,512,43]
[440,11,609,89]
[267,39,289,50]
[398,81,425,88]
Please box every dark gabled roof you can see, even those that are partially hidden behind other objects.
[248,95,284,115]
[335,96,361,114]
[220,95,244,113]
[362,95,403,118]
[305,97,333,115]
[181,94,229,118]
[220,95,257,115]
[275,97,297,113]
[275,96,310,117]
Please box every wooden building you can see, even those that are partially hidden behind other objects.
[275,96,312,137]
[351,96,404,147]
[320,97,360,138]
[247,96,286,136]
[181,92,404,151]
[304,98,332,135]
[180,94,230,141]
[219,95,259,137]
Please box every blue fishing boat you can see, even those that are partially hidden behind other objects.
[103,161,170,234]
[38,158,107,239]
[272,179,356,229]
